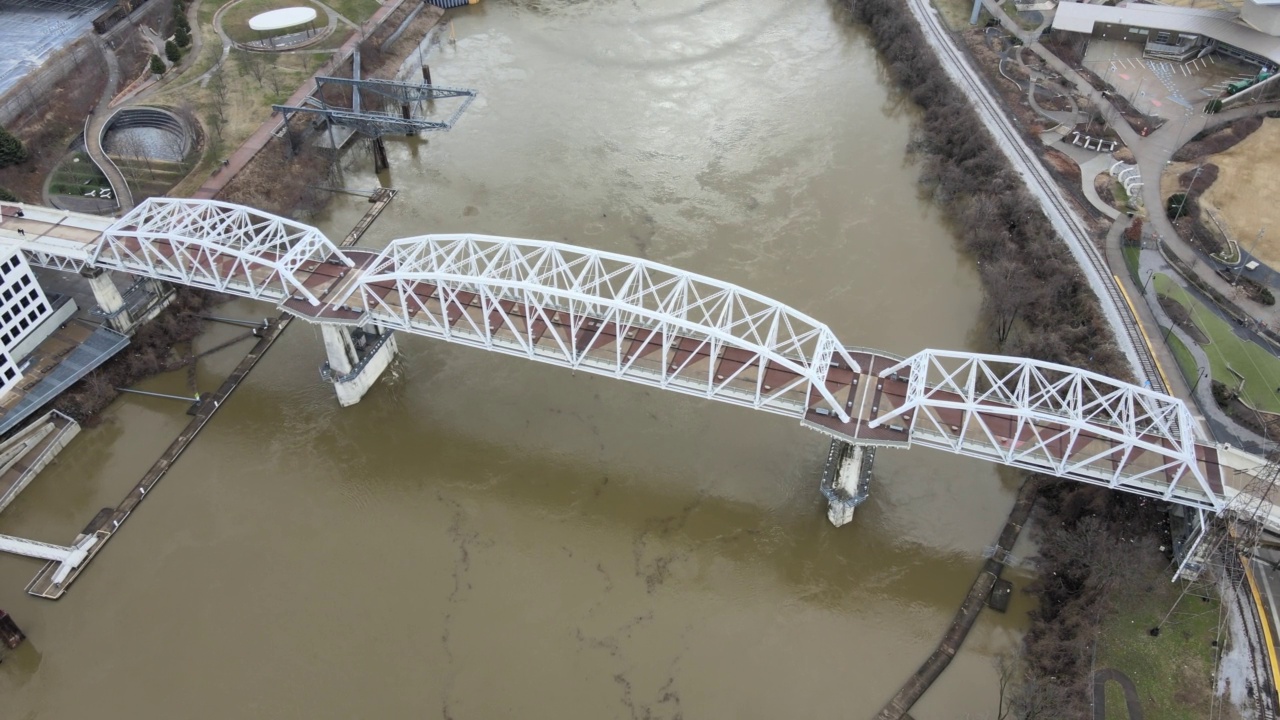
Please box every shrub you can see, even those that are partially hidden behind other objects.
[0,126,27,168]
[165,40,182,64]
[0,187,15,202]
[175,25,191,48]
[1122,217,1143,246]
[149,54,166,76]
[1167,193,1189,221]
[1211,380,1235,409]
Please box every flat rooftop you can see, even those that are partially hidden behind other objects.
[0,0,114,100]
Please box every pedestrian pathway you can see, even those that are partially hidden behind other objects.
[1093,669,1143,720]
[84,34,134,212]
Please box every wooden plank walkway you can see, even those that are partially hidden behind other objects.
[342,188,398,246]
[874,480,1038,720]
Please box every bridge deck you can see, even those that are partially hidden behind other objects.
[0,202,1239,513]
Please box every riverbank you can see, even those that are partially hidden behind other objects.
[835,0,1228,713]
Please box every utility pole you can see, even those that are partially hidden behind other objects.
[1235,227,1266,288]
[1175,163,1203,221]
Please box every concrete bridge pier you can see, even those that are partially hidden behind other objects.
[81,268,132,333]
[320,322,398,407]
[820,440,875,526]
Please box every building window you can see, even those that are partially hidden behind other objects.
[1155,32,1171,43]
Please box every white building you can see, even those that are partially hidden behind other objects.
[1054,2,1280,67]
[0,246,56,396]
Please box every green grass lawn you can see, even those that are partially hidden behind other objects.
[1096,557,1219,720]
[1154,273,1280,412]
[326,0,382,25]
[1165,328,1200,389]
[931,0,990,30]
[49,152,112,197]
[1001,0,1041,30]
[1123,244,1142,289]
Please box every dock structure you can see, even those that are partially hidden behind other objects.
[341,187,398,246]
[23,191,398,599]
[0,410,80,513]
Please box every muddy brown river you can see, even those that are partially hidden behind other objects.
[1,0,1037,716]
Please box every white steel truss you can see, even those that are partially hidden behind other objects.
[330,234,862,420]
[870,350,1222,510]
[92,198,353,305]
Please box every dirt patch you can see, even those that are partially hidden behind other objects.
[1158,294,1211,344]
[1172,114,1263,162]
[1094,173,1116,207]
[1043,147,1080,182]
[1197,118,1280,269]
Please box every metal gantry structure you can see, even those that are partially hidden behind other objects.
[274,76,477,139]
[0,199,1238,514]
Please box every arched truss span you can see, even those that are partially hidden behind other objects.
[94,198,352,305]
[870,350,1223,510]
[331,234,862,420]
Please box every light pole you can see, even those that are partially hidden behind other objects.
[1142,270,1156,295]
[1191,367,1208,395]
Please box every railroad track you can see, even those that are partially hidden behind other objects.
[906,0,1167,394]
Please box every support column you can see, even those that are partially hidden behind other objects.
[0,609,25,651]
[373,137,390,172]
[320,324,398,407]
[820,440,875,527]
[80,268,132,333]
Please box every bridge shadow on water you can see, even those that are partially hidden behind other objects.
[224,378,1016,617]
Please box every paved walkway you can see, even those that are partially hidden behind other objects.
[1079,154,1123,220]
[1131,241,1272,452]
[84,34,134,212]
[980,0,1280,440]
[1093,668,1143,720]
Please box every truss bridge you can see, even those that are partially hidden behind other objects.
[0,199,1247,530]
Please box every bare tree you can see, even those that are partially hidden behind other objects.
[234,49,265,85]
[981,255,1042,347]
[208,69,230,118]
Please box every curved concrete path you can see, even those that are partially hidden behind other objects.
[85,35,134,213]
[1093,668,1142,720]
[1079,154,1123,220]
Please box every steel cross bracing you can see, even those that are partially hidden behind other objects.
[274,105,460,137]
[328,234,863,421]
[869,350,1222,510]
[0,199,1232,512]
[93,198,353,305]
[314,76,477,106]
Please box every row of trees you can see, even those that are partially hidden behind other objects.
[0,126,27,168]
[149,1,193,76]
[838,0,1129,380]
[836,0,1154,715]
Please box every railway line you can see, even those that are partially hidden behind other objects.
[904,0,1167,394]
